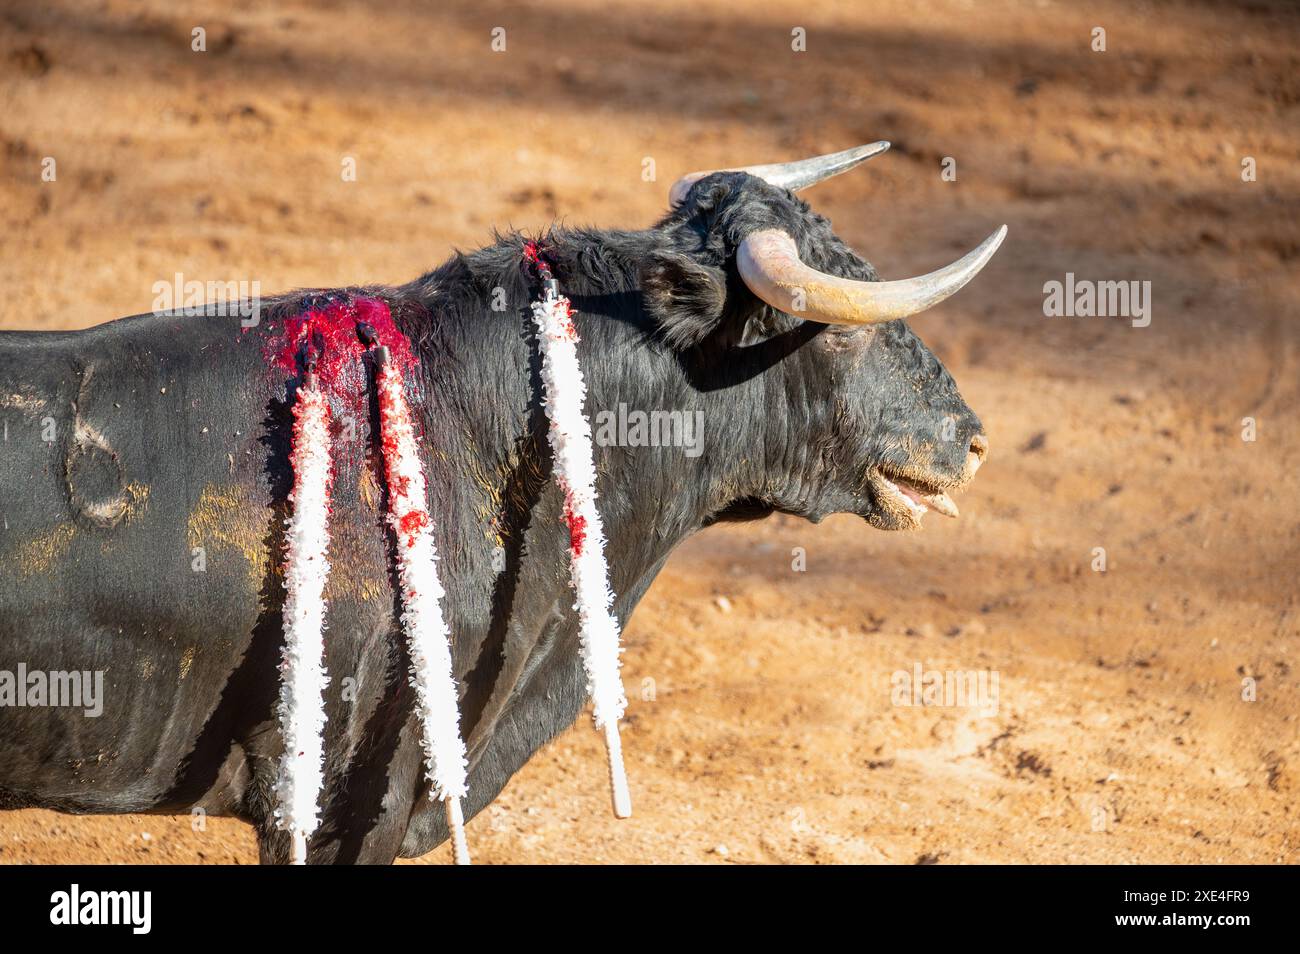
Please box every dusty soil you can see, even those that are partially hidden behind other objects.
[1,0,1297,864]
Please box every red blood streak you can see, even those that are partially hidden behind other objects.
[398,509,430,548]
[374,360,433,548]
[564,503,587,557]
[288,387,333,495]
[558,299,578,341]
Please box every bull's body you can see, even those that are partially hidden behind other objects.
[0,235,717,862]
[0,156,998,862]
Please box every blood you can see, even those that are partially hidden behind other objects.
[564,502,587,557]
[264,295,417,425]
[379,423,414,499]
[522,242,579,339]
[288,385,334,496]
[398,508,430,548]
[557,298,578,341]
[373,359,434,548]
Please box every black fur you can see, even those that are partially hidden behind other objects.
[0,174,983,862]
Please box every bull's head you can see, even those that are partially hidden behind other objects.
[642,143,1001,530]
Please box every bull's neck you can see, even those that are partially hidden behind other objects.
[402,241,818,556]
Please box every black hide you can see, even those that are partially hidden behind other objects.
[0,175,984,862]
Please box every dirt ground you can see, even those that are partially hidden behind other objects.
[1,0,1297,864]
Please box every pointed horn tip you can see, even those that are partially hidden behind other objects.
[978,224,1009,259]
[936,224,1010,291]
[837,141,890,167]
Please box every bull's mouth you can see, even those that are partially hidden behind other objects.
[869,467,962,528]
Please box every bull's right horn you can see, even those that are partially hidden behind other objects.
[736,225,1008,325]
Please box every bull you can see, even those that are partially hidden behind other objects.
[0,144,1002,863]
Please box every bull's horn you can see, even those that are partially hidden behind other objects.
[669,142,890,207]
[736,225,1008,325]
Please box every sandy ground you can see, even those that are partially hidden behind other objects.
[1,0,1297,864]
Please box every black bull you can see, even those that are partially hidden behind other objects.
[0,173,989,862]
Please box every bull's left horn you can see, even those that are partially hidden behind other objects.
[669,142,890,207]
[736,225,1008,325]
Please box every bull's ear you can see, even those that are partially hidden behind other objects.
[640,251,728,349]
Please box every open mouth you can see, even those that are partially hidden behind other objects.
[872,469,960,521]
